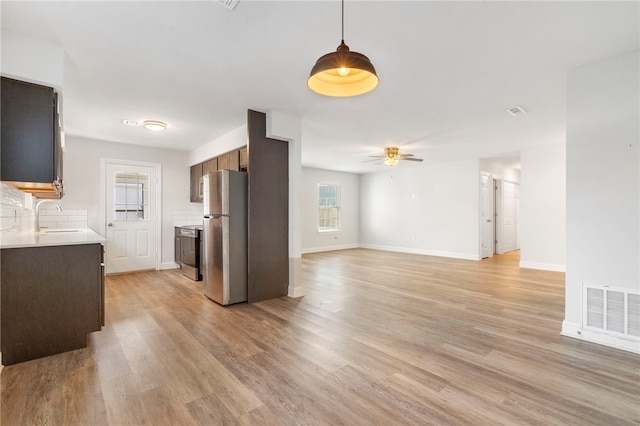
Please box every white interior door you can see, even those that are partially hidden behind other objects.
[105,163,158,274]
[502,181,519,253]
[480,171,494,258]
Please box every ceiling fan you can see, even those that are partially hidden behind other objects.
[363,147,424,166]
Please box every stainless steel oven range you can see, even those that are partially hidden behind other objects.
[178,225,203,281]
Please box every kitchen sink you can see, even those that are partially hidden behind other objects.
[41,229,83,234]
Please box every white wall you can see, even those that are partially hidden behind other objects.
[301,167,360,253]
[63,136,190,268]
[188,124,247,166]
[0,30,63,89]
[519,143,566,271]
[360,160,481,260]
[479,160,521,184]
[563,50,639,351]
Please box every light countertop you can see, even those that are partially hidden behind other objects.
[0,228,106,249]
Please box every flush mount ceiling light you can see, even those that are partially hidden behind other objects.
[143,120,167,132]
[307,0,378,97]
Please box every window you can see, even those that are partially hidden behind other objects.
[114,172,149,221]
[318,183,340,232]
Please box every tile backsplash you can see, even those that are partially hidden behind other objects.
[2,181,205,234]
[0,182,88,231]
[0,183,29,231]
[173,204,204,227]
[37,204,88,229]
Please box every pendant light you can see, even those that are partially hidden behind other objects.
[307,0,378,97]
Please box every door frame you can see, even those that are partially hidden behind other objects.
[500,180,521,253]
[480,171,495,258]
[99,158,162,271]
[494,178,504,255]
[480,174,521,256]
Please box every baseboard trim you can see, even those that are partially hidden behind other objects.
[359,244,481,261]
[561,320,639,354]
[519,260,565,272]
[288,257,304,298]
[161,262,180,270]
[288,284,305,298]
[301,243,360,254]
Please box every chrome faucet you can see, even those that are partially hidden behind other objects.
[35,199,63,232]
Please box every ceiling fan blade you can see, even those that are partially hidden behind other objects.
[368,155,385,158]
[361,158,383,163]
[398,154,414,158]
[402,157,424,162]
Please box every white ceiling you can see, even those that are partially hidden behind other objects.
[2,1,638,173]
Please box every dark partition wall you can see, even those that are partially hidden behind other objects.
[247,110,289,303]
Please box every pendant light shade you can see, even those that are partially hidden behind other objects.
[308,41,378,97]
[308,0,378,97]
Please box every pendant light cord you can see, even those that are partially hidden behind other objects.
[341,0,345,43]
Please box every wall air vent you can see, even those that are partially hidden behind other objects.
[218,0,240,10]
[583,284,640,340]
[506,106,527,116]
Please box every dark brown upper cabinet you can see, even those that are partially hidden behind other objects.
[203,158,217,176]
[1,77,63,197]
[239,146,248,171]
[189,147,245,203]
[217,150,239,171]
[190,163,203,202]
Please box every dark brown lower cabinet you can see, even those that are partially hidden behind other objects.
[1,243,104,365]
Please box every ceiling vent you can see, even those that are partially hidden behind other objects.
[218,0,240,10]
[506,106,527,116]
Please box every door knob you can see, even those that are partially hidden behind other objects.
[107,223,114,227]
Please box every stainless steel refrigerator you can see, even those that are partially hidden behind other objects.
[202,169,248,305]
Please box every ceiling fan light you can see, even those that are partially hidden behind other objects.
[384,157,398,166]
[143,120,167,132]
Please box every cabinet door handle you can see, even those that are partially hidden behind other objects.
[107,223,114,227]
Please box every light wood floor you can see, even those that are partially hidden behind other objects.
[2,249,639,425]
